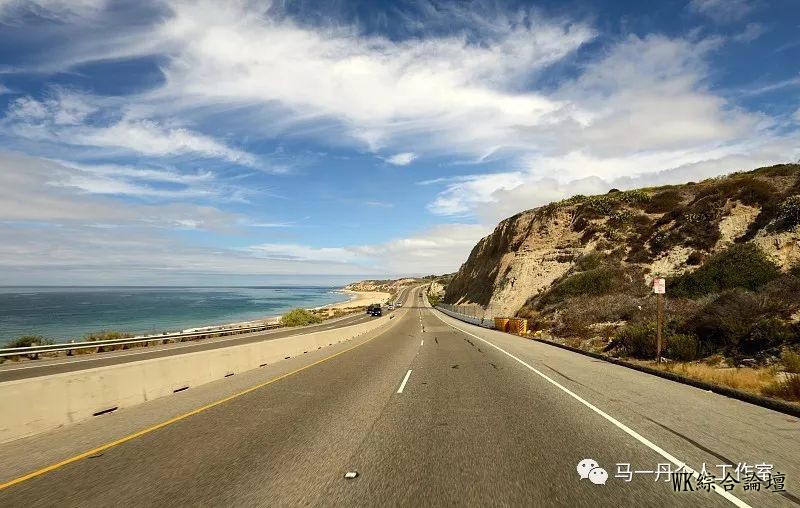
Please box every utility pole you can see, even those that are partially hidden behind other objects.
[653,277,666,363]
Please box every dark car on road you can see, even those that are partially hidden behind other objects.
[367,304,382,316]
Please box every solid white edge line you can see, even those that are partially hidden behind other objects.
[431,310,752,508]
[397,369,413,394]
[421,339,424,346]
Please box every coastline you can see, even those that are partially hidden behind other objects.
[317,289,391,310]
[0,286,360,344]
[213,290,390,329]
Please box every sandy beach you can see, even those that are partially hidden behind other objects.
[323,290,391,310]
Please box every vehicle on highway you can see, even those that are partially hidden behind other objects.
[367,304,382,316]
[387,304,394,310]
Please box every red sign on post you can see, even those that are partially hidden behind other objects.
[653,277,666,294]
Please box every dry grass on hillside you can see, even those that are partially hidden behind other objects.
[645,360,800,403]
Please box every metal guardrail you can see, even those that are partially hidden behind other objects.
[0,322,282,358]
[435,303,497,329]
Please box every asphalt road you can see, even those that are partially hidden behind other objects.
[0,287,406,382]
[0,285,797,507]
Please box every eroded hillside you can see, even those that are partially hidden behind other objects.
[445,164,800,317]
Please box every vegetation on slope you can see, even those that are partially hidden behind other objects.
[281,308,323,327]
[447,163,800,402]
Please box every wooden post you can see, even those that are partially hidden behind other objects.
[656,293,663,363]
[652,277,666,363]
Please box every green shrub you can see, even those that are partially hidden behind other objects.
[781,350,800,374]
[666,333,699,361]
[741,317,793,354]
[582,197,617,217]
[4,335,53,348]
[618,190,650,206]
[645,190,683,213]
[614,322,657,358]
[734,178,778,207]
[84,331,134,341]
[427,293,441,306]
[686,251,704,266]
[607,209,637,228]
[681,289,791,354]
[668,244,780,298]
[281,308,323,327]
[750,163,800,178]
[775,195,800,231]
[3,335,55,359]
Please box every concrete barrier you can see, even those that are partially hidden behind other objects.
[436,306,495,329]
[0,314,397,444]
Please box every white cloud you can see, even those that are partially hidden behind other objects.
[0,224,380,285]
[688,0,753,23]
[76,119,258,166]
[349,223,492,274]
[733,23,765,43]
[426,34,797,222]
[115,0,595,158]
[742,74,800,97]
[385,152,417,166]
[430,139,798,224]
[0,151,240,227]
[4,92,259,167]
[246,243,362,264]
[0,0,107,22]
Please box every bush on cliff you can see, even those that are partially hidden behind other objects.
[535,253,645,309]
[668,244,779,298]
[680,289,793,355]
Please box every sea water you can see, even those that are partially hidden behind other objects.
[0,286,350,343]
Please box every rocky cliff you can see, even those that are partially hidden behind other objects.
[445,164,800,317]
[345,278,419,294]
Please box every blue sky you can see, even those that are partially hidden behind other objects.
[0,0,798,285]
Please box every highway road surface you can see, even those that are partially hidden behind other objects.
[1,285,797,507]
[0,287,406,383]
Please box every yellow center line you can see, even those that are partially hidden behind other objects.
[0,316,401,491]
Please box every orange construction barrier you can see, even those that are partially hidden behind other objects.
[508,318,528,335]
[494,317,510,332]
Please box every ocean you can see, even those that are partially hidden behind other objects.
[0,286,351,343]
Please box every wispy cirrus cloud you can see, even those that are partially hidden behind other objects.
[687,0,754,24]
[4,92,260,167]
[0,0,796,283]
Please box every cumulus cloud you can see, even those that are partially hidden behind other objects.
[385,152,417,166]
[431,139,798,223]
[426,33,797,222]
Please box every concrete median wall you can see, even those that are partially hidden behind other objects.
[0,314,396,444]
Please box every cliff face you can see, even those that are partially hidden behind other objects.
[345,278,418,293]
[444,164,800,316]
[444,208,583,314]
